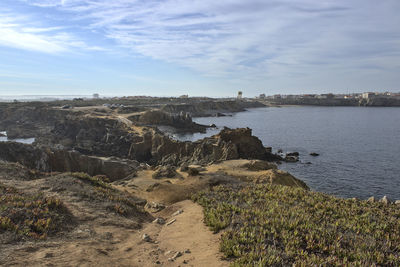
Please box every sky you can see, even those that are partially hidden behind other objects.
[0,0,399,97]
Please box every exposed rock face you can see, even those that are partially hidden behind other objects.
[0,142,138,181]
[380,195,391,205]
[161,100,266,117]
[253,169,309,189]
[0,104,71,138]
[241,160,277,171]
[153,127,282,165]
[37,116,154,162]
[128,110,207,133]
[152,165,177,179]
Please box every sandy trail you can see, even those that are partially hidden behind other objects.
[0,177,228,267]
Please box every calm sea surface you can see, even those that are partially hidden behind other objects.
[176,106,400,200]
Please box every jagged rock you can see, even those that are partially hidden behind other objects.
[0,142,138,181]
[128,110,207,133]
[285,155,299,162]
[286,152,299,157]
[166,219,176,226]
[265,147,272,153]
[142,233,151,242]
[367,196,376,203]
[380,195,391,205]
[395,200,400,205]
[172,251,182,259]
[161,100,265,117]
[152,165,177,179]
[241,160,277,171]
[253,169,309,190]
[310,152,320,156]
[172,209,183,216]
[145,202,165,212]
[152,218,166,225]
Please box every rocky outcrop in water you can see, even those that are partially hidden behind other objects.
[153,127,282,165]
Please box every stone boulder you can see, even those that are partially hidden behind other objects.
[152,165,177,179]
[253,169,309,190]
[241,160,277,171]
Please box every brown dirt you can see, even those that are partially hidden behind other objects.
[0,159,306,266]
[0,163,233,267]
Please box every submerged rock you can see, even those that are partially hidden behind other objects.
[309,152,320,156]
[285,155,299,162]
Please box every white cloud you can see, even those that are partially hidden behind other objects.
[11,0,400,88]
[0,12,103,53]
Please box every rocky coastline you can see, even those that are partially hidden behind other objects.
[1,98,399,266]
[263,96,400,107]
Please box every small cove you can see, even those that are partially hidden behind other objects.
[177,106,400,200]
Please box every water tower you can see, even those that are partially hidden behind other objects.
[237,91,243,99]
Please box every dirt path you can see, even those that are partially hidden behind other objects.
[150,200,229,266]
[0,176,228,266]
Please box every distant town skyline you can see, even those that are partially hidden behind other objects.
[1,0,400,97]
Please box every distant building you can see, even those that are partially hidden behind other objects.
[179,94,189,98]
[93,93,100,99]
[273,94,281,99]
[259,93,266,99]
[302,94,316,98]
[237,91,243,99]
[362,92,375,99]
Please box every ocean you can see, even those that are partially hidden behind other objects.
[177,106,400,200]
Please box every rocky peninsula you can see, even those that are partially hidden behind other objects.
[1,97,399,266]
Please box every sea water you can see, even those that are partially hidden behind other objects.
[178,106,400,200]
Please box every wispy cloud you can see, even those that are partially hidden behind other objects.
[8,0,400,89]
[0,11,104,53]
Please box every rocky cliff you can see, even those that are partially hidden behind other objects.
[128,110,208,133]
[161,100,266,117]
[0,142,138,181]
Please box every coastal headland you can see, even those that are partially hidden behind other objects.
[1,97,399,266]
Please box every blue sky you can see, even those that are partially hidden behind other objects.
[0,0,399,97]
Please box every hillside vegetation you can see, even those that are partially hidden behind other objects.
[0,183,71,241]
[193,184,400,266]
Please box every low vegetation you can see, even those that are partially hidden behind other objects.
[70,172,145,216]
[193,184,400,266]
[0,183,70,240]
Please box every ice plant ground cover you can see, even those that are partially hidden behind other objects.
[193,184,400,266]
